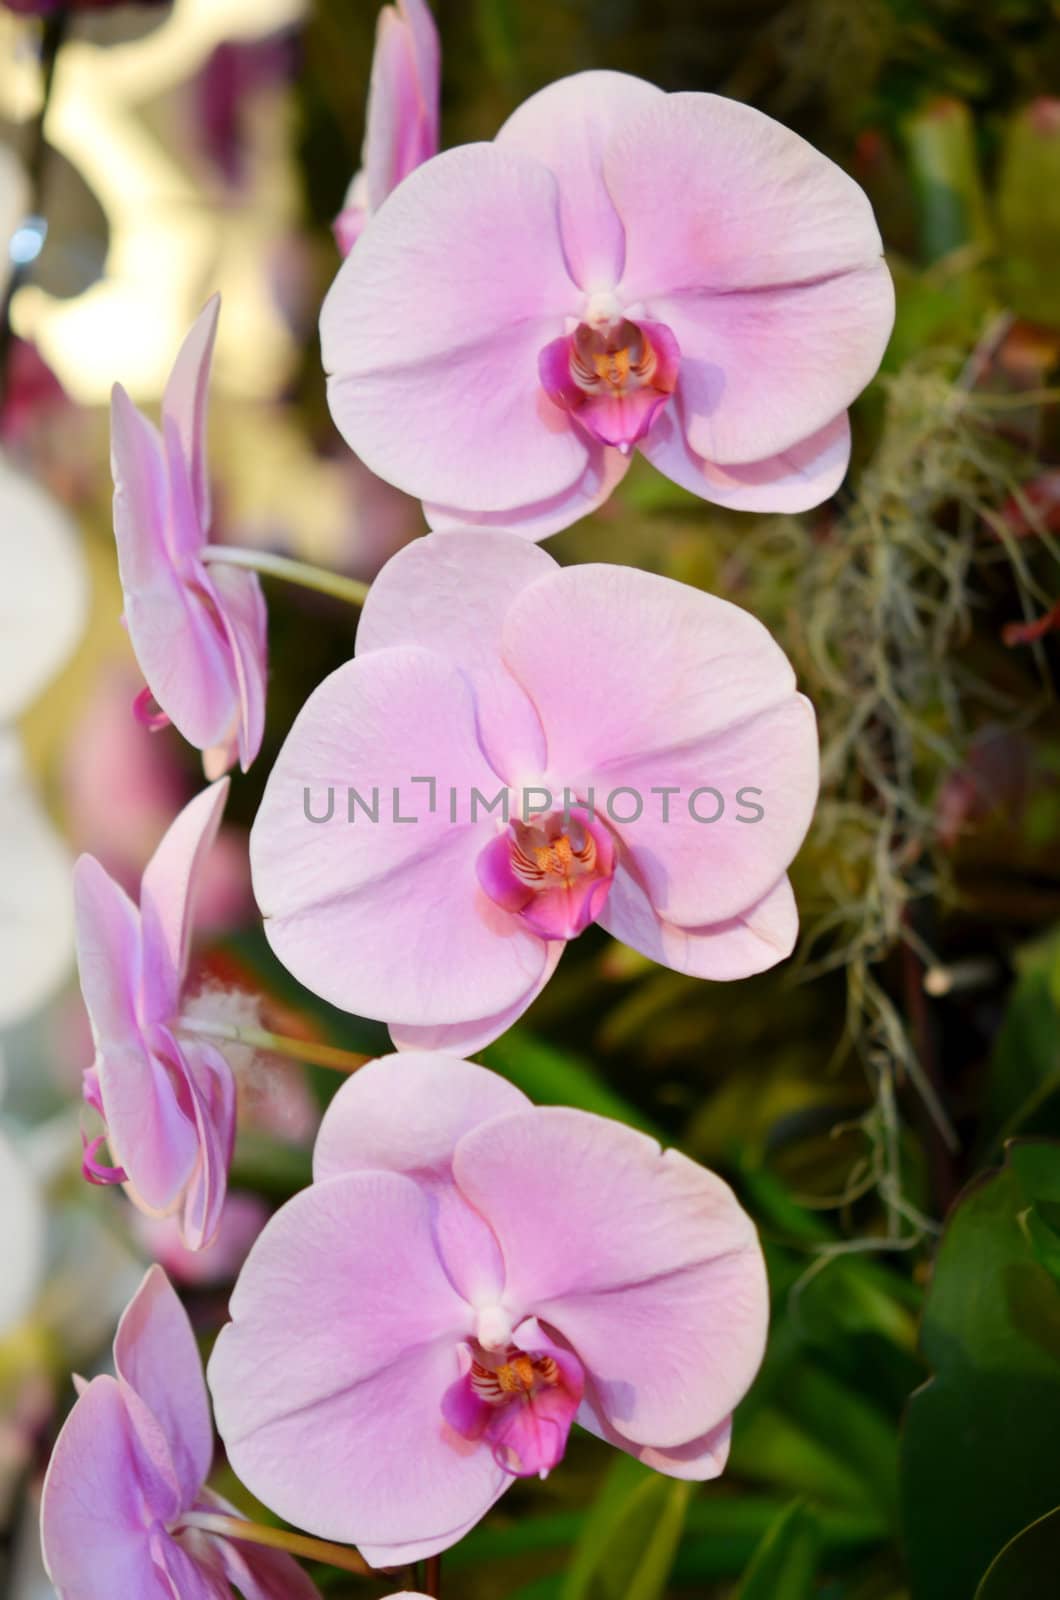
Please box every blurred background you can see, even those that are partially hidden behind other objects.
[2,1,1060,1596]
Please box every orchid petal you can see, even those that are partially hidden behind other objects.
[387,939,563,1056]
[321,144,588,510]
[162,295,219,534]
[496,70,664,290]
[424,439,630,543]
[250,647,550,1028]
[114,1265,213,1507]
[639,406,852,513]
[500,562,818,924]
[601,871,799,979]
[605,90,894,460]
[73,852,142,1051]
[356,530,555,777]
[453,1108,768,1449]
[138,778,230,1024]
[208,1172,506,1553]
[177,1035,237,1252]
[41,1376,175,1600]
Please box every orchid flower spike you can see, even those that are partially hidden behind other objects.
[75,779,238,1250]
[334,0,440,255]
[41,1265,322,1600]
[322,69,894,539]
[111,296,267,778]
[209,1053,768,1566]
[250,530,819,1053]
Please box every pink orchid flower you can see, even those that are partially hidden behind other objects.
[75,779,237,1250]
[208,1053,768,1566]
[333,0,440,256]
[250,530,818,1053]
[111,296,267,778]
[41,1265,322,1600]
[321,69,895,539]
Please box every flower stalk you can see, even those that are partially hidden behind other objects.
[177,1015,371,1075]
[179,1510,373,1576]
[200,545,370,608]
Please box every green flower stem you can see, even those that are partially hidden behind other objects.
[201,545,369,607]
[179,1511,373,1576]
[177,1016,369,1075]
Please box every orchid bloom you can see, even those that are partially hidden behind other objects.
[333,0,440,255]
[250,530,818,1053]
[208,1053,768,1566]
[75,779,237,1249]
[321,69,895,539]
[41,1265,322,1600]
[111,296,267,778]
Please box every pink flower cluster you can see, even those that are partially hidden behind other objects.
[45,0,896,1587]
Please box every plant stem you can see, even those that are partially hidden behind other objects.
[201,545,369,607]
[0,6,70,403]
[177,1016,370,1075]
[424,1552,442,1597]
[179,1511,372,1576]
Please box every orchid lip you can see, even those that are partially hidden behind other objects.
[442,1336,585,1480]
[476,807,616,941]
[538,314,680,453]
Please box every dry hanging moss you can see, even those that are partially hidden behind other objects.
[714,342,1060,1241]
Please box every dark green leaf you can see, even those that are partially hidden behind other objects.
[900,1143,1060,1600]
[736,1500,820,1600]
[560,1455,690,1600]
[982,940,1060,1156]
[975,1504,1060,1599]
[481,1030,660,1134]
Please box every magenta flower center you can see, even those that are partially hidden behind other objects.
[471,1346,560,1405]
[569,318,661,397]
[476,809,616,941]
[538,314,680,454]
[444,1338,585,1479]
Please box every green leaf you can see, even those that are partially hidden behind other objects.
[675,1500,882,1582]
[982,937,1060,1155]
[997,101,1060,326]
[481,1030,660,1135]
[900,1142,1060,1600]
[560,1455,690,1600]
[732,1404,882,1515]
[975,1505,1060,1599]
[900,96,992,264]
[736,1500,820,1600]
[229,1131,312,1201]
